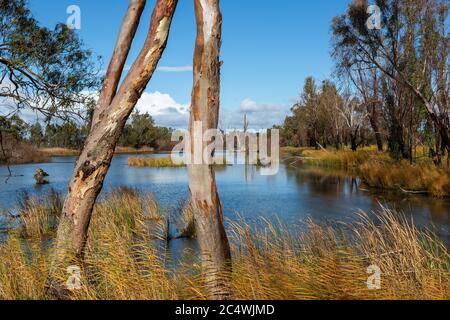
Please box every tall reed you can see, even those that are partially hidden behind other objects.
[360,160,450,197]
[128,157,184,168]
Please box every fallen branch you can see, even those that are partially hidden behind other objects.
[316,142,329,152]
[399,187,429,195]
[283,156,319,168]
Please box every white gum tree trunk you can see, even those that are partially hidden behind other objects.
[188,0,232,300]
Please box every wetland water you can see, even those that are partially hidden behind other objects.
[1,154,449,248]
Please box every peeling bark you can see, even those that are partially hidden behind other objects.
[188,0,232,300]
[49,0,178,295]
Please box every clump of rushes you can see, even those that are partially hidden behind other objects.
[11,189,63,239]
[228,209,449,300]
[178,203,196,239]
[285,147,450,197]
[360,160,450,197]
[39,148,80,157]
[128,157,185,168]
[0,191,448,300]
[300,147,387,170]
[282,147,305,157]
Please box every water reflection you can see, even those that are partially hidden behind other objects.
[286,166,449,243]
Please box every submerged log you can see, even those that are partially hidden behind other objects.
[34,168,49,185]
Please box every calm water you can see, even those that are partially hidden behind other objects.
[0,154,449,247]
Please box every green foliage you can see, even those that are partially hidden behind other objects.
[0,0,100,120]
[279,77,365,149]
[0,114,28,140]
[331,0,449,160]
[43,121,87,149]
[120,111,173,150]
[29,122,43,147]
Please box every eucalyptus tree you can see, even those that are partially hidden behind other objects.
[0,0,100,121]
[333,52,384,151]
[332,0,450,156]
[336,91,367,151]
[50,0,178,293]
[187,0,232,300]
[0,0,100,168]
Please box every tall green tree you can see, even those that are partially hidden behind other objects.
[332,0,449,157]
[29,122,43,147]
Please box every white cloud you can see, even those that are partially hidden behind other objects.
[136,95,290,130]
[220,98,290,130]
[157,66,193,72]
[135,91,190,128]
[1,87,289,131]
[240,98,281,113]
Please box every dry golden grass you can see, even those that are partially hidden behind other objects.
[39,148,80,157]
[15,190,62,239]
[0,192,448,300]
[229,210,449,300]
[360,160,450,197]
[39,147,156,158]
[128,157,184,168]
[177,204,196,239]
[114,146,156,154]
[285,146,450,197]
[300,147,388,170]
[281,147,306,158]
[1,141,48,165]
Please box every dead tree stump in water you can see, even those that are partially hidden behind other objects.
[34,168,49,185]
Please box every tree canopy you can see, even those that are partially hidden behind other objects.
[0,0,100,121]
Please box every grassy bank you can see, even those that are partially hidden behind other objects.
[0,141,48,165]
[39,148,80,157]
[115,146,156,154]
[284,147,450,197]
[0,147,162,165]
[39,146,158,158]
[0,191,448,300]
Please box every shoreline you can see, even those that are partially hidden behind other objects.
[282,146,450,198]
[0,147,173,166]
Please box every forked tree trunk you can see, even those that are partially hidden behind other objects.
[188,0,232,300]
[49,0,178,292]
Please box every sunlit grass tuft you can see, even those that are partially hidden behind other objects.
[128,157,184,168]
[285,147,450,197]
[300,147,388,170]
[360,160,450,197]
[39,148,80,157]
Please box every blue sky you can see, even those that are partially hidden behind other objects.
[28,0,351,128]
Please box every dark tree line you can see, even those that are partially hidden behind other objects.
[1,111,173,152]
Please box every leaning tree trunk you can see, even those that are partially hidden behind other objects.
[49,0,178,293]
[188,0,232,300]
